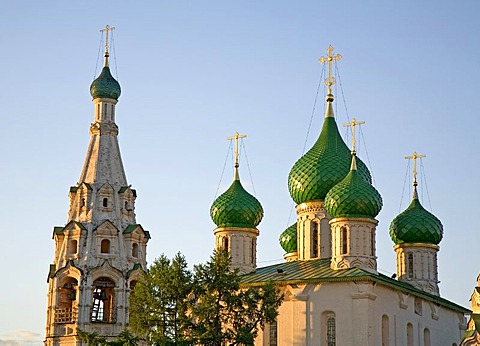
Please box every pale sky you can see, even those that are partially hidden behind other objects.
[0,1,479,345]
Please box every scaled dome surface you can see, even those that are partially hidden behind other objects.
[389,196,443,245]
[288,117,371,204]
[90,65,121,100]
[325,160,382,219]
[210,179,263,229]
[279,223,297,253]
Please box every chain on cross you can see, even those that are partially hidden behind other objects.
[227,132,247,168]
[100,25,115,54]
[319,45,342,94]
[343,118,365,154]
[405,152,426,185]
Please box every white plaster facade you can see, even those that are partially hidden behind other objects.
[214,227,259,274]
[45,87,150,345]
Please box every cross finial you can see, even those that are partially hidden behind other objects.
[319,45,342,95]
[227,132,247,179]
[100,25,115,67]
[405,152,426,192]
[343,118,365,154]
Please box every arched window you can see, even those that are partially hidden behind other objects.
[129,280,138,290]
[312,221,319,258]
[251,238,255,264]
[424,328,431,346]
[92,277,115,323]
[80,198,86,208]
[327,317,336,346]
[223,237,229,252]
[101,239,110,254]
[132,243,139,258]
[103,198,108,207]
[269,320,277,346]
[55,278,78,324]
[371,232,375,256]
[125,201,128,210]
[341,227,348,255]
[68,240,78,254]
[414,297,422,315]
[407,323,413,346]
[382,314,389,346]
[407,253,414,279]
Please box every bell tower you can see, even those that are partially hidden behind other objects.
[45,26,150,345]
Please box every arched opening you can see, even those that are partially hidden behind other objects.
[55,277,78,324]
[251,238,255,264]
[407,253,414,279]
[92,277,116,323]
[312,221,319,258]
[424,328,431,346]
[101,239,110,254]
[321,311,336,346]
[407,323,413,346]
[341,227,348,255]
[327,317,336,346]
[68,239,78,255]
[381,314,389,346]
[132,243,139,258]
[129,280,138,290]
[80,198,86,208]
[103,198,108,207]
[223,237,229,252]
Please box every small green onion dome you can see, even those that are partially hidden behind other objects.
[210,177,263,228]
[325,156,382,219]
[288,116,371,204]
[279,223,297,253]
[389,192,443,245]
[90,65,121,100]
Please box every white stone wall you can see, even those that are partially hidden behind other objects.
[214,227,259,274]
[296,202,332,260]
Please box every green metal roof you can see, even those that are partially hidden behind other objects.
[279,223,297,253]
[288,116,371,204]
[210,178,263,228]
[325,159,382,219]
[90,66,121,100]
[389,195,443,245]
[241,258,468,313]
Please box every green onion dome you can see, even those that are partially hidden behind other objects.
[90,60,121,100]
[279,223,297,253]
[389,190,443,245]
[210,176,263,229]
[288,103,371,205]
[325,156,382,219]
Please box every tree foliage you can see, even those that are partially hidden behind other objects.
[77,328,140,346]
[130,250,283,345]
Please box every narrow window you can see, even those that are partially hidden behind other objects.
[111,104,114,120]
[414,297,422,315]
[251,238,255,264]
[68,240,78,254]
[341,227,348,255]
[312,221,319,258]
[371,232,375,256]
[132,243,139,258]
[382,315,389,346]
[101,239,110,254]
[408,253,414,279]
[124,201,128,210]
[424,328,431,346]
[97,104,100,119]
[269,320,277,346]
[407,323,413,346]
[223,237,229,252]
[80,198,86,208]
[327,317,336,346]
[103,198,108,207]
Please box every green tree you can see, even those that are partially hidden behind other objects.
[77,329,107,346]
[129,253,193,345]
[129,250,283,346]
[77,328,140,346]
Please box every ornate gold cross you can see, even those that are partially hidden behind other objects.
[100,25,115,54]
[343,118,365,154]
[227,132,247,168]
[319,45,342,94]
[405,152,426,185]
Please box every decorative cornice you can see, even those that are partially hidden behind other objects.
[296,201,325,214]
[214,227,259,236]
[90,122,119,136]
[394,243,439,251]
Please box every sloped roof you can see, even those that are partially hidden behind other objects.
[241,258,469,313]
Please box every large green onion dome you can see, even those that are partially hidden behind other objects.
[279,223,297,253]
[325,156,382,219]
[210,174,263,229]
[389,189,443,245]
[90,54,121,100]
[288,100,371,205]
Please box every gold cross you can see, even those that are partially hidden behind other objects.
[319,45,342,94]
[405,152,426,185]
[100,25,115,54]
[227,132,247,168]
[343,118,365,154]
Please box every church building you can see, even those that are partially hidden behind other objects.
[44,26,150,345]
[210,46,469,346]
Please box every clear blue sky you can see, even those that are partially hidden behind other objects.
[0,1,479,344]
